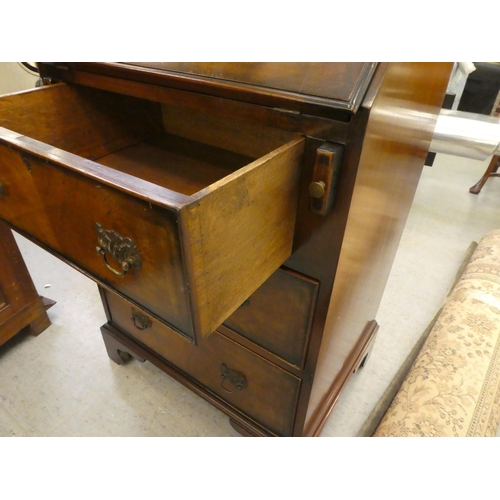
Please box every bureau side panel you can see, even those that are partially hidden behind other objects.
[304,62,454,435]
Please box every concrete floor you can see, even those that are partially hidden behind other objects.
[1,151,499,437]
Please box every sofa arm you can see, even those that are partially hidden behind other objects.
[374,229,500,437]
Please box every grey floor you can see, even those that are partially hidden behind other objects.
[0,151,499,437]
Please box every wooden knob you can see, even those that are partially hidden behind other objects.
[309,181,326,198]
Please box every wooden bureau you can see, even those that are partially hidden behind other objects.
[0,62,453,436]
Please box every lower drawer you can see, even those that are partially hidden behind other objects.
[101,288,301,436]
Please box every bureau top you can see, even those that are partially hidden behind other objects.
[37,62,378,119]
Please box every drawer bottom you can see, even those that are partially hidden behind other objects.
[99,288,302,436]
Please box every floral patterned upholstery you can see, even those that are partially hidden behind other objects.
[374,229,500,437]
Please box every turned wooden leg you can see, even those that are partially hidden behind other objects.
[470,155,500,194]
[100,324,146,365]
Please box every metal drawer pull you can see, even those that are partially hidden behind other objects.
[220,364,247,393]
[95,222,142,278]
[131,308,152,330]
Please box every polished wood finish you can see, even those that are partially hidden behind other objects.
[302,62,453,435]
[0,145,194,338]
[128,62,374,105]
[0,62,453,436]
[306,320,379,437]
[0,221,53,346]
[41,62,377,119]
[223,267,319,368]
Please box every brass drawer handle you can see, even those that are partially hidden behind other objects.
[220,364,247,393]
[131,308,152,330]
[95,223,142,278]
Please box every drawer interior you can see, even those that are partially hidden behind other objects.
[97,135,253,196]
[0,83,296,195]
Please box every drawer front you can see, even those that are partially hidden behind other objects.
[0,143,56,244]
[201,333,301,436]
[223,268,319,367]
[103,288,196,366]
[0,151,194,340]
[103,289,301,436]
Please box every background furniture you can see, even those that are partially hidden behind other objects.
[0,62,452,436]
[469,155,500,194]
[374,229,500,437]
[469,97,500,194]
[0,220,53,347]
[455,62,500,194]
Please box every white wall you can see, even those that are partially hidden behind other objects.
[0,62,38,95]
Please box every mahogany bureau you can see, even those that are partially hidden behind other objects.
[0,63,453,436]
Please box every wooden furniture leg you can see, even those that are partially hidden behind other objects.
[100,324,146,365]
[0,221,54,347]
[469,155,500,194]
[26,297,56,336]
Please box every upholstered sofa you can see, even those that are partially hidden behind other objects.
[374,229,500,437]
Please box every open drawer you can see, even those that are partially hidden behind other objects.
[0,83,304,339]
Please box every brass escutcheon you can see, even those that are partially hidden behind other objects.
[131,308,152,330]
[220,364,247,394]
[95,223,142,278]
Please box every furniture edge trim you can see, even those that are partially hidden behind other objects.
[305,319,379,437]
[0,129,192,211]
[40,62,378,118]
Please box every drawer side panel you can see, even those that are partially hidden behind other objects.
[180,137,305,336]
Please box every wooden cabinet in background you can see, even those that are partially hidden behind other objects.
[0,63,453,435]
[0,220,53,347]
